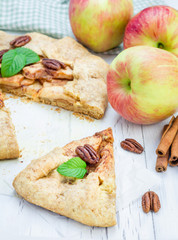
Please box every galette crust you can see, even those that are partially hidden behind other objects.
[0,31,109,119]
[0,92,19,160]
[13,128,116,227]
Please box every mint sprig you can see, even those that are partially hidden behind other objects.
[57,157,87,179]
[16,48,40,65]
[1,51,26,78]
[1,48,40,77]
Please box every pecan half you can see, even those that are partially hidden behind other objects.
[42,58,66,70]
[10,35,31,47]
[142,191,161,213]
[120,138,143,154]
[57,61,66,69]
[75,144,100,164]
[0,49,9,62]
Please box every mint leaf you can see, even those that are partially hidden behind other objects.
[1,48,40,77]
[1,49,26,77]
[16,47,40,65]
[57,157,87,179]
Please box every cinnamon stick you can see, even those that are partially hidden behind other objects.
[156,116,178,156]
[156,125,169,172]
[169,132,178,166]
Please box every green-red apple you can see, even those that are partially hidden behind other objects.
[124,6,178,57]
[69,0,133,52]
[107,46,178,124]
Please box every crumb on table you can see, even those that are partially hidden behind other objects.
[72,112,94,122]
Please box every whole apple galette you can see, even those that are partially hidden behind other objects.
[0,92,19,160]
[0,31,109,119]
[13,128,116,227]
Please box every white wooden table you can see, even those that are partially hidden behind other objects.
[0,1,177,239]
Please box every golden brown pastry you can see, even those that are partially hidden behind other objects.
[13,128,116,227]
[0,92,19,160]
[0,31,109,119]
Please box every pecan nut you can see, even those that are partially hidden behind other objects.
[142,191,161,213]
[75,144,100,164]
[42,58,66,70]
[120,138,143,154]
[57,61,66,69]
[0,49,9,62]
[10,35,31,47]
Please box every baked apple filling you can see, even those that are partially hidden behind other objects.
[0,74,34,89]
[23,60,73,81]
[0,59,73,89]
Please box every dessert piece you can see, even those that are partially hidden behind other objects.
[0,31,109,119]
[0,92,19,160]
[13,128,116,227]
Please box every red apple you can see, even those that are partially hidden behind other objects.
[124,6,178,57]
[107,46,178,124]
[69,0,133,52]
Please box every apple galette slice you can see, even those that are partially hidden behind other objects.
[13,128,116,227]
[0,92,19,160]
[0,31,109,119]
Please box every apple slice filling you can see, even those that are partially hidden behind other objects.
[22,62,73,81]
[0,58,74,89]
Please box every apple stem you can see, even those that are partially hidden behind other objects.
[157,42,164,49]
